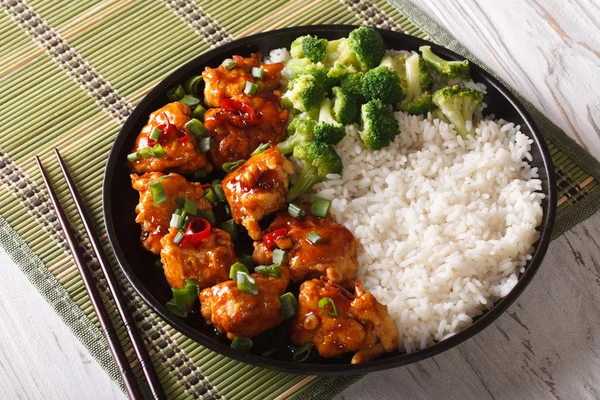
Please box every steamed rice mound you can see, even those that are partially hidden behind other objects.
[311,113,544,353]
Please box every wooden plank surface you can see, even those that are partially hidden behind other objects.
[1,1,599,399]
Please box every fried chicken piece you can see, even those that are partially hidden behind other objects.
[291,278,399,364]
[128,102,211,174]
[222,146,294,240]
[204,92,288,169]
[200,266,291,339]
[160,227,236,289]
[131,172,211,254]
[202,52,284,107]
[253,209,358,287]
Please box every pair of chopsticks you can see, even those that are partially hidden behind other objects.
[35,149,165,400]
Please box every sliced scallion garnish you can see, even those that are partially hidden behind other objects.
[179,94,201,109]
[170,212,185,229]
[167,84,186,101]
[200,209,216,225]
[183,198,198,216]
[213,183,225,202]
[172,280,199,306]
[311,196,332,217]
[149,127,162,142]
[272,248,286,265]
[185,118,207,137]
[152,144,166,159]
[222,159,245,172]
[229,261,249,280]
[293,343,313,362]
[288,203,306,219]
[148,180,167,205]
[198,137,213,153]
[251,142,270,156]
[165,299,189,317]
[280,292,298,320]
[318,296,339,317]
[222,58,237,70]
[231,336,253,352]
[244,81,258,95]
[251,67,264,80]
[183,75,203,94]
[203,188,218,205]
[175,197,185,208]
[254,264,281,278]
[174,231,185,244]
[222,219,237,240]
[306,231,322,244]
[237,271,258,295]
[192,104,207,120]
[127,152,141,162]
[238,254,256,270]
[138,147,154,158]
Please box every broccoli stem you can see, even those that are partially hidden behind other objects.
[286,165,319,201]
[319,98,336,124]
[420,46,446,73]
[405,54,422,101]
[277,134,303,155]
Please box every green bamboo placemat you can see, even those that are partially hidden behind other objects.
[1,0,599,399]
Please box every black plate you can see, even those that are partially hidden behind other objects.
[103,25,557,375]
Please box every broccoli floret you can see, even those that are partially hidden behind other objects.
[281,75,326,112]
[379,54,410,83]
[286,57,311,75]
[337,26,386,71]
[340,72,364,100]
[432,107,449,124]
[361,66,405,104]
[332,86,360,125]
[327,61,356,80]
[420,45,470,80]
[290,35,328,63]
[360,99,398,150]
[287,141,343,201]
[398,54,434,115]
[277,115,316,154]
[293,63,335,92]
[314,98,346,145]
[432,85,484,139]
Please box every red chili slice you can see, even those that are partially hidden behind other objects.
[262,228,287,250]
[149,113,188,145]
[199,183,212,190]
[221,98,262,126]
[180,218,211,247]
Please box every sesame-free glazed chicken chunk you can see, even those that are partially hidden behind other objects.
[202,52,284,107]
[128,102,211,174]
[200,266,291,339]
[291,279,399,364]
[204,92,288,169]
[222,146,294,240]
[253,209,358,287]
[160,227,236,290]
[131,172,212,254]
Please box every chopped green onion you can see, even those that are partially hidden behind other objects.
[238,254,256,270]
[183,75,203,94]
[172,280,199,306]
[198,137,213,153]
[244,81,258,95]
[194,169,207,179]
[231,336,253,352]
[192,104,207,120]
[293,343,313,362]
[272,248,286,265]
[138,147,154,158]
[261,348,277,357]
[159,174,172,181]
[127,152,141,162]
[203,188,218,205]
[222,219,237,240]
[222,58,237,70]
[311,196,332,217]
[170,213,184,229]
[251,66,265,80]
[167,84,186,101]
[148,180,167,205]
[237,271,258,295]
[174,231,185,244]
[200,209,216,225]
[173,208,185,216]
[185,118,207,137]
[306,231,322,244]
[179,94,201,109]
[213,184,225,202]
[288,203,306,219]
[149,127,162,141]
[211,179,222,186]
[165,299,189,317]
[183,198,198,216]
[280,292,298,319]
[175,197,185,208]
[181,215,190,230]
[251,143,270,156]
[152,144,166,159]
[229,262,249,279]
[318,297,339,317]
[254,264,281,278]
[222,159,245,172]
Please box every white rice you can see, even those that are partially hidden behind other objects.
[311,115,544,352]
[264,48,544,352]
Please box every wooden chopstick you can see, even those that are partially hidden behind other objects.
[52,149,166,399]
[34,152,162,400]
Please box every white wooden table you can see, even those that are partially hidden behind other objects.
[1,1,599,399]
